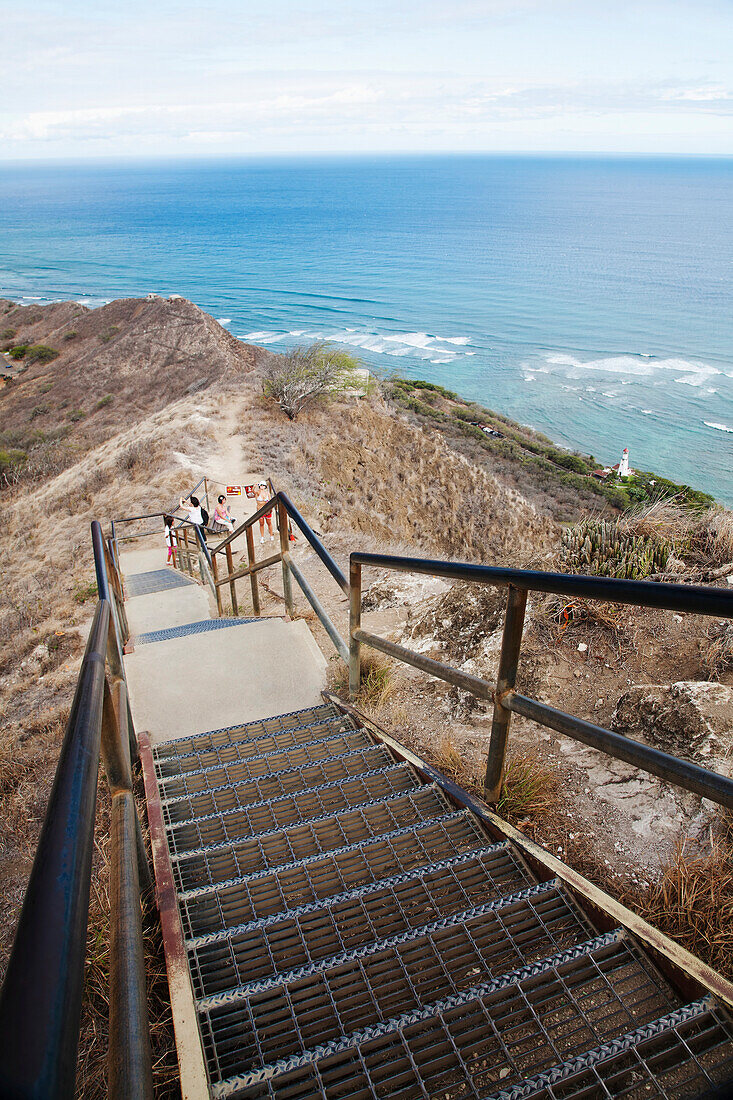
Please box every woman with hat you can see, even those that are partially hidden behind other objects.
[254,481,275,544]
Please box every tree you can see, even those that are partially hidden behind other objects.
[261,342,361,420]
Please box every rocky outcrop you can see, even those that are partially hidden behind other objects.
[612,680,733,766]
[405,581,506,663]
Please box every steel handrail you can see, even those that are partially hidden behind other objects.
[0,602,109,1097]
[350,552,733,617]
[349,551,733,809]
[0,527,154,1098]
[280,490,349,595]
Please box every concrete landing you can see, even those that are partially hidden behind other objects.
[126,584,210,636]
[120,546,169,575]
[125,617,327,745]
[119,544,211,635]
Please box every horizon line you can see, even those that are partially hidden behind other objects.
[2,149,733,168]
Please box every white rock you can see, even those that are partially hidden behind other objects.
[577,642,588,653]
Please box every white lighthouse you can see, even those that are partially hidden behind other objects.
[618,447,630,479]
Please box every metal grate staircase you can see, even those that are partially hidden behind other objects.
[142,701,733,1100]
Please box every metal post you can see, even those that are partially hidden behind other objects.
[105,612,138,765]
[211,553,224,616]
[278,500,294,617]
[484,585,528,801]
[225,543,238,616]
[105,541,129,644]
[108,790,154,1100]
[102,681,152,893]
[349,559,362,700]
[245,525,261,616]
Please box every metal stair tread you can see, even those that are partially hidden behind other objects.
[188,880,592,1004]
[155,720,364,784]
[175,810,489,922]
[164,763,421,854]
[183,841,532,945]
[134,616,270,645]
[480,998,733,1100]
[153,703,339,761]
[161,744,397,819]
[124,567,195,597]
[169,785,453,891]
[199,931,680,1097]
[143,694,733,1100]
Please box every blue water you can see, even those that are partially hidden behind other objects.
[1,155,731,501]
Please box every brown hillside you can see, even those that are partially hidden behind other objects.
[316,402,556,564]
[0,296,265,460]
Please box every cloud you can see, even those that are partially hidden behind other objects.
[2,0,732,156]
[3,73,733,153]
[658,83,732,104]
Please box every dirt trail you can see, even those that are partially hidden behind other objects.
[188,392,267,522]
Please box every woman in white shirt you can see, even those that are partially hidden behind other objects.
[179,495,207,542]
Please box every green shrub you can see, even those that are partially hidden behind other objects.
[261,342,361,420]
[1,328,16,340]
[67,409,85,422]
[94,394,113,410]
[410,379,459,400]
[561,517,670,579]
[0,447,27,487]
[73,581,98,604]
[8,345,28,360]
[30,405,48,420]
[64,331,78,340]
[25,344,60,365]
[99,325,120,344]
[551,452,592,475]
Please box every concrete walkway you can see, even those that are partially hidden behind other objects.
[119,544,327,746]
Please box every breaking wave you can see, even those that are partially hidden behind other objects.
[542,352,723,386]
[238,327,473,363]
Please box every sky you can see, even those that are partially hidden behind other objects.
[1,0,732,160]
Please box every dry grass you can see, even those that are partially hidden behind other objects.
[330,651,396,712]
[623,820,733,981]
[619,497,694,542]
[497,752,561,823]
[316,402,557,565]
[688,508,733,567]
[700,622,733,681]
[434,736,463,778]
[534,593,625,642]
[75,780,181,1099]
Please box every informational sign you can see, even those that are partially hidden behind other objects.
[226,485,241,496]
[244,485,256,498]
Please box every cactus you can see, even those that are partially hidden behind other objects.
[560,518,670,580]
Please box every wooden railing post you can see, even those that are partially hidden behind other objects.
[349,559,362,700]
[484,585,527,802]
[278,500,294,617]
[210,552,224,616]
[225,543,238,615]
[245,525,261,616]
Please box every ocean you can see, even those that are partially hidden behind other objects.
[0,155,731,502]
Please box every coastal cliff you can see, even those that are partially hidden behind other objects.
[1,295,731,1007]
